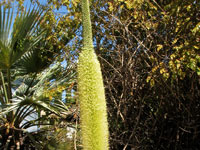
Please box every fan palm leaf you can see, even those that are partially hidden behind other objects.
[0,61,75,128]
[0,4,76,149]
[0,6,44,70]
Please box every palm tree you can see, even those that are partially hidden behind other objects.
[0,5,75,149]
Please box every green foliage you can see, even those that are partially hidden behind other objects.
[41,128,73,150]
[0,2,76,149]
[107,0,200,83]
[1,0,199,149]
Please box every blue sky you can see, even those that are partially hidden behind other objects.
[11,0,68,15]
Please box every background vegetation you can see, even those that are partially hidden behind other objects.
[0,0,199,149]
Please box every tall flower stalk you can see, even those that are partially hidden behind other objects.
[77,0,109,149]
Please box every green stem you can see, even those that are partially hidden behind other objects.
[81,0,94,49]
[7,68,14,123]
[25,73,37,96]
[0,71,9,103]
[7,68,12,101]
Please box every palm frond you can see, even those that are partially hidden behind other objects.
[0,71,8,104]
[0,5,45,70]
[11,6,45,66]
[13,50,41,75]
[0,95,68,127]
[0,6,13,45]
